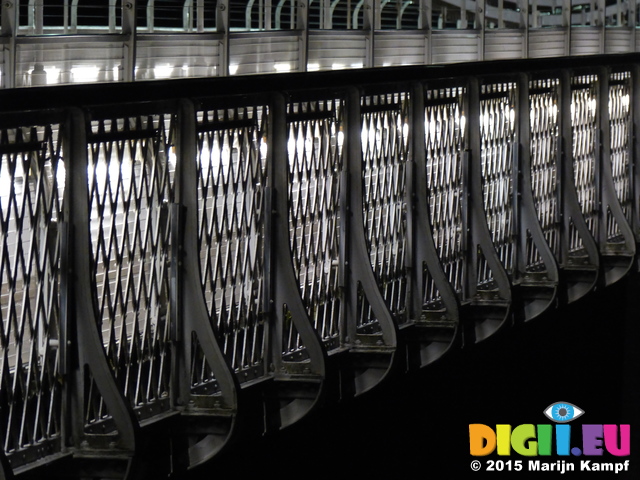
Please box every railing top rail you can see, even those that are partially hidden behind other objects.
[2,54,638,114]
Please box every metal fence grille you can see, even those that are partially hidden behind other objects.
[529,78,561,264]
[287,98,343,352]
[424,86,466,299]
[360,92,409,326]
[87,113,174,419]
[608,71,632,229]
[196,104,268,384]
[479,82,517,285]
[0,122,64,463]
[570,74,599,252]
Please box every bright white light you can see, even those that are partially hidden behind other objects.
[402,123,409,141]
[621,94,630,110]
[112,66,120,81]
[509,108,515,126]
[337,130,344,148]
[229,64,239,75]
[351,63,364,69]
[382,63,391,67]
[44,66,60,85]
[260,137,268,158]
[71,65,100,83]
[331,63,345,70]
[153,64,173,79]
[168,146,177,169]
[0,164,10,198]
[274,63,291,72]
[56,161,66,192]
[307,63,320,72]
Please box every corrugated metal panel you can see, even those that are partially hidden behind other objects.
[528,29,567,58]
[308,32,367,70]
[604,28,633,54]
[136,37,221,80]
[16,41,124,87]
[431,32,480,64]
[570,28,603,55]
[484,31,525,60]
[230,32,301,75]
[374,32,427,67]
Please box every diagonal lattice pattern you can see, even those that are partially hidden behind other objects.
[570,74,599,252]
[0,124,64,459]
[288,99,343,352]
[360,92,409,329]
[425,87,466,301]
[479,82,517,286]
[87,114,174,417]
[529,78,561,265]
[608,71,632,234]
[196,105,267,383]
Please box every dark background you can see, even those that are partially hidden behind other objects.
[188,273,640,479]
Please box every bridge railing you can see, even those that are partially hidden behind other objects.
[2,0,640,87]
[0,54,637,478]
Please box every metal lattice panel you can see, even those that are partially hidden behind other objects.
[196,104,267,384]
[479,82,517,285]
[87,113,174,420]
[287,98,343,352]
[608,71,632,229]
[360,92,409,330]
[529,78,561,264]
[425,86,466,300]
[0,124,64,464]
[570,74,599,252]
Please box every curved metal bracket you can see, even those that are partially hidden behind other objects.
[173,99,238,469]
[343,86,398,395]
[64,107,138,473]
[559,70,600,303]
[597,66,636,286]
[268,92,326,428]
[465,77,512,343]
[406,82,460,367]
[516,72,560,321]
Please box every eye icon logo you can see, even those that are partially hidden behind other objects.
[543,402,584,423]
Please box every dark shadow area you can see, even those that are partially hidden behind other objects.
[187,273,639,479]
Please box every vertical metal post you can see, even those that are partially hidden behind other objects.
[217,0,230,76]
[297,0,309,71]
[363,0,375,68]
[1,1,17,88]
[477,0,485,60]
[563,0,571,55]
[109,0,117,32]
[197,0,205,32]
[122,0,137,82]
[419,0,430,29]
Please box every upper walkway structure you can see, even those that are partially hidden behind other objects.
[0,2,639,480]
[3,0,640,86]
